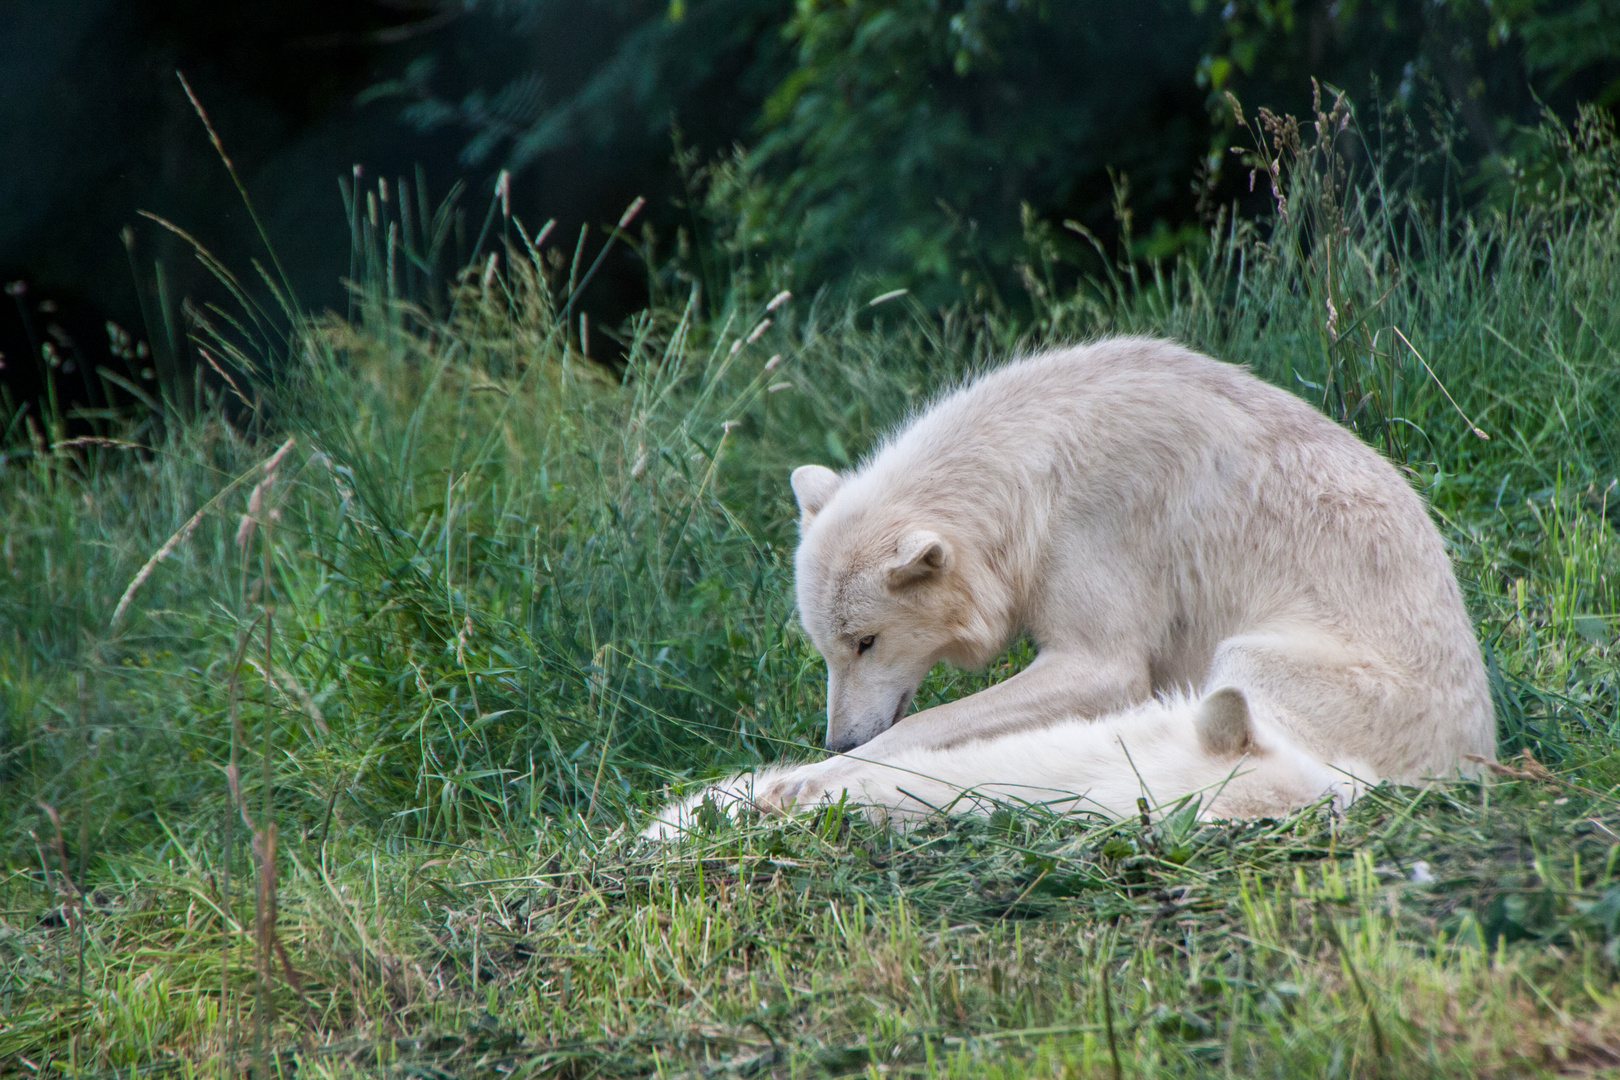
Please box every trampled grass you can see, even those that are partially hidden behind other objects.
[2,102,1620,1076]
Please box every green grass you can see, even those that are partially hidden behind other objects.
[2,102,1620,1076]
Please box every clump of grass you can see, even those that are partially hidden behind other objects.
[1,100,1618,1074]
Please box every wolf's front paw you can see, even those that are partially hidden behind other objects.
[641,775,752,841]
[640,763,834,841]
[753,758,869,813]
[750,766,820,812]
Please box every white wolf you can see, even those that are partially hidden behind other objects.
[648,337,1492,836]
[643,687,1377,837]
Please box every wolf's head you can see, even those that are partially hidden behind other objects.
[790,464,996,752]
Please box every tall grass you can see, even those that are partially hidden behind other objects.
[1,99,1618,1073]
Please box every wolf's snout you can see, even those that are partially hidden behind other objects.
[825,692,914,753]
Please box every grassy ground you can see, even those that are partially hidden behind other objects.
[3,104,1620,1076]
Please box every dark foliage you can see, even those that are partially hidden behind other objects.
[389,0,1620,305]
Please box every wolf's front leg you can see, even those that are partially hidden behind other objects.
[860,648,1150,755]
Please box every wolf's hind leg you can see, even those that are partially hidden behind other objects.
[1204,627,1412,775]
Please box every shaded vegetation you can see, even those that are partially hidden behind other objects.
[386,0,1620,303]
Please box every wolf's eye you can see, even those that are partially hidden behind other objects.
[856,635,876,655]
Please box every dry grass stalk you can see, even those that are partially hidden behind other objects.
[112,436,294,627]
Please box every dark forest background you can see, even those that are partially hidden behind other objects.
[3,0,1617,422]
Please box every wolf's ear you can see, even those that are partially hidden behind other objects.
[886,530,949,588]
[1194,687,1254,758]
[790,465,842,523]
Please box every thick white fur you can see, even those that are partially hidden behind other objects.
[647,337,1493,837]
[643,687,1378,838]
